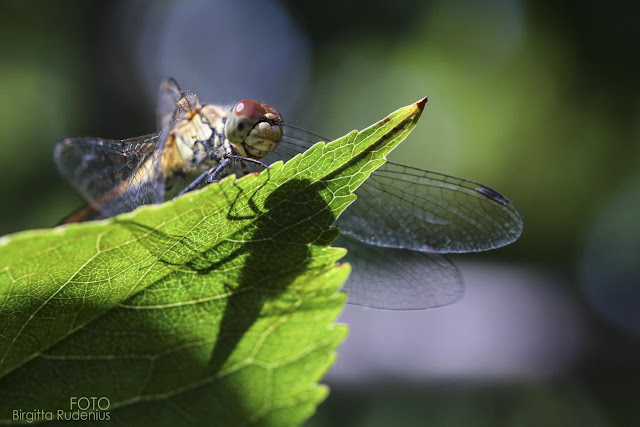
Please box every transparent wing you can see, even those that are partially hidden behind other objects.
[147,79,202,209]
[337,235,464,309]
[157,77,202,131]
[269,126,523,254]
[54,134,163,217]
[54,79,203,219]
[156,77,182,131]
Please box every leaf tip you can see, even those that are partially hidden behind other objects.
[416,96,428,111]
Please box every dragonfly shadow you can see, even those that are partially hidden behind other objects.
[206,176,338,374]
[117,176,338,417]
[219,167,273,222]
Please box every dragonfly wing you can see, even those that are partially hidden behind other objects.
[54,134,163,217]
[336,235,464,309]
[156,77,182,131]
[260,126,324,166]
[339,162,523,253]
[274,126,523,253]
[157,77,202,130]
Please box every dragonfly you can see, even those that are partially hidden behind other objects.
[55,78,523,310]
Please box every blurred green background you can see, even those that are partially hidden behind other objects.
[1,0,638,425]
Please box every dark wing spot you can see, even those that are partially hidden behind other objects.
[476,185,509,205]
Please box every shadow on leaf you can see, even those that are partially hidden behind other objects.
[110,176,339,423]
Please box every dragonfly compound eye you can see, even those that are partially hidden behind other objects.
[225,100,264,143]
[226,100,284,159]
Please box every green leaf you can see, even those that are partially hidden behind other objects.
[0,98,426,425]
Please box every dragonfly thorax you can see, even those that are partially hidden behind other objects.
[165,104,230,172]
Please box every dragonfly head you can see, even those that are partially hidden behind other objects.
[225,99,283,159]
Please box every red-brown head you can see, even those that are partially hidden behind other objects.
[225,100,284,159]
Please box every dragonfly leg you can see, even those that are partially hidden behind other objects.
[177,154,266,198]
[224,153,269,169]
[206,158,231,183]
[178,168,214,196]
